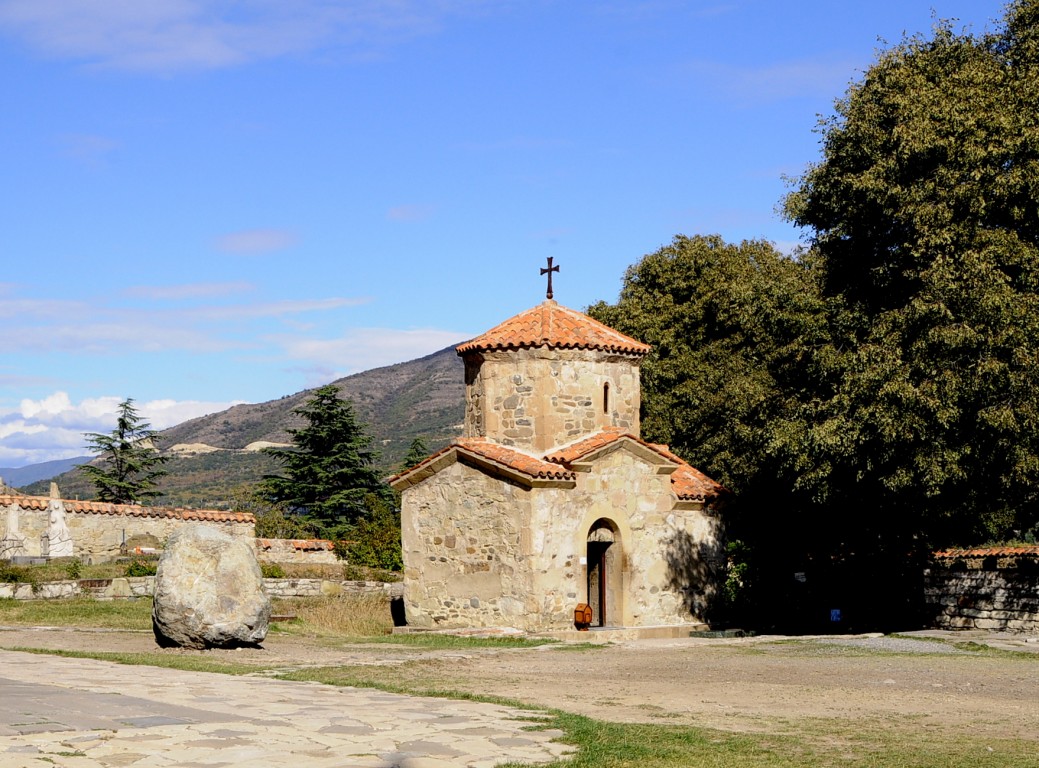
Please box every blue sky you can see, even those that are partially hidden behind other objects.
[0,0,1007,467]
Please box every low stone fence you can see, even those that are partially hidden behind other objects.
[255,538,338,565]
[264,578,403,599]
[0,577,402,601]
[926,547,1039,632]
[925,570,1038,632]
[0,576,155,600]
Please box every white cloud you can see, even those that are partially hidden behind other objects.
[677,55,860,105]
[0,289,369,355]
[0,392,247,466]
[58,132,119,166]
[386,204,437,223]
[273,326,470,378]
[194,297,371,321]
[134,397,249,430]
[0,0,490,73]
[214,228,298,254]
[123,282,255,300]
[5,320,235,354]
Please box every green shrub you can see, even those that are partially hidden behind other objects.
[65,559,83,580]
[0,561,29,583]
[0,561,39,592]
[337,494,403,572]
[261,562,286,579]
[124,559,157,577]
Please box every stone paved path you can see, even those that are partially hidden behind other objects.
[0,649,571,768]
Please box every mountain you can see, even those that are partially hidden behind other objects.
[0,456,90,488]
[159,345,465,457]
[19,346,467,507]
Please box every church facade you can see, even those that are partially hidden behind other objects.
[390,297,726,632]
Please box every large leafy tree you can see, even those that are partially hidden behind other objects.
[260,385,394,538]
[784,0,1039,547]
[588,234,825,497]
[589,236,830,627]
[589,3,1039,629]
[79,398,168,504]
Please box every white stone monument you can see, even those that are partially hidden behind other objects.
[1,504,28,559]
[46,482,74,558]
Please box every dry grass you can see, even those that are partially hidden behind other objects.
[272,593,395,637]
[0,597,153,629]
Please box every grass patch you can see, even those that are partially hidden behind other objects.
[0,597,153,629]
[887,634,1039,660]
[348,632,556,649]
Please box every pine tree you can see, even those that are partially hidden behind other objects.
[259,385,393,538]
[398,437,430,474]
[79,398,168,504]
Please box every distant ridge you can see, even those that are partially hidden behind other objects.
[19,346,467,507]
[0,456,90,487]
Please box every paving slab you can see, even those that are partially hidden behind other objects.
[0,649,572,768]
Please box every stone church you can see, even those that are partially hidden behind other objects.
[390,287,726,632]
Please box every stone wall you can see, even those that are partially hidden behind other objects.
[0,577,402,601]
[400,445,721,632]
[464,348,642,453]
[529,447,721,630]
[256,538,338,564]
[925,550,1039,632]
[401,460,531,629]
[263,578,403,599]
[0,577,155,600]
[1,493,254,562]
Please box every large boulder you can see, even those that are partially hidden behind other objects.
[152,525,271,649]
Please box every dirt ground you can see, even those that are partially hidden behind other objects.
[2,626,1037,742]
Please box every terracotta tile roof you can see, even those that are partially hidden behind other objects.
[388,439,576,486]
[257,538,334,551]
[453,438,576,481]
[545,429,726,501]
[456,300,651,356]
[391,429,724,501]
[934,546,1039,558]
[0,493,254,524]
[385,444,454,485]
[645,442,728,501]
[544,427,630,464]
[669,463,728,502]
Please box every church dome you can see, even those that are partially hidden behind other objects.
[456,300,650,356]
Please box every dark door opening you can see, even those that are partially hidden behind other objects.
[587,540,611,627]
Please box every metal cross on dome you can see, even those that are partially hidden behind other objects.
[540,257,560,300]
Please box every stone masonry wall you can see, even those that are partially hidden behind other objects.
[66,512,254,561]
[0,577,402,601]
[530,447,720,629]
[925,569,1039,632]
[401,460,533,629]
[464,348,642,452]
[256,538,338,564]
[400,445,721,633]
[1,496,254,562]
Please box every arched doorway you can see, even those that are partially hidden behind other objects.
[586,518,622,627]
